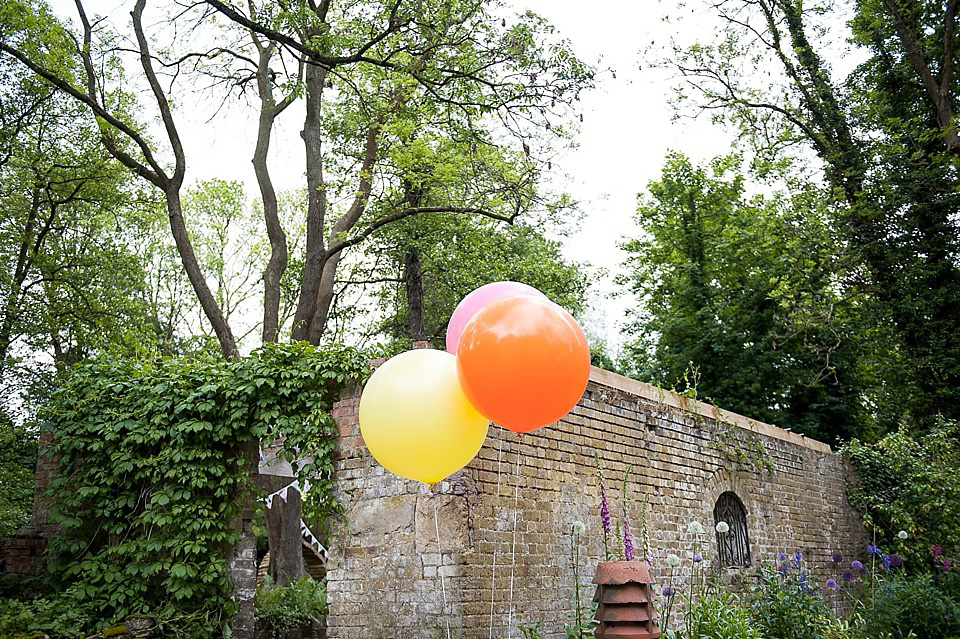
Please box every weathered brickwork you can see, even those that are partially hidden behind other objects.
[0,431,57,575]
[325,366,865,639]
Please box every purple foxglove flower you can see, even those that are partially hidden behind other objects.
[599,487,613,534]
[624,520,635,561]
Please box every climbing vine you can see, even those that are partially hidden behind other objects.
[709,419,776,476]
[25,342,369,638]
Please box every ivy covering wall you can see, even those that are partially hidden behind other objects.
[1,342,367,638]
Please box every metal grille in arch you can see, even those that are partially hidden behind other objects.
[714,491,751,567]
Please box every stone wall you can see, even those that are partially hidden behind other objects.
[325,366,865,639]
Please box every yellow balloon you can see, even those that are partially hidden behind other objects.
[359,349,489,484]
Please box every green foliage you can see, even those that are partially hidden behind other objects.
[664,0,960,434]
[685,590,763,639]
[254,577,327,639]
[0,413,37,539]
[861,573,960,639]
[0,584,94,638]
[29,342,367,637]
[745,561,832,639]
[357,205,590,348]
[843,419,960,571]
[619,152,865,443]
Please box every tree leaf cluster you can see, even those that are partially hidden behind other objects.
[843,418,960,571]
[619,152,864,443]
[0,411,37,540]
[357,209,589,348]
[646,0,960,437]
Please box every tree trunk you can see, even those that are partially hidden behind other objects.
[253,42,295,344]
[290,47,329,343]
[405,248,424,342]
[265,486,305,587]
[0,189,41,364]
[881,0,960,153]
[164,186,239,360]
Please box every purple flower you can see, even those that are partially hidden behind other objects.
[832,553,844,563]
[779,552,787,562]
[932,544,943,558]
[841,569,855,581]
[693,554,703,563]
[889,553,903,568]
[826,579,839,591]
[662,586,675,597]
[851,560,864,573]
[883,554,892,571]
[599,486,612,534]
[794,550,803,567]
[778,562,790,576]
[623,520,635,561]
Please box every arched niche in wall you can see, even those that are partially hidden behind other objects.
[713,491,751,568]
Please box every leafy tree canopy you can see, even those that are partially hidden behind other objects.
[619,152,866,443]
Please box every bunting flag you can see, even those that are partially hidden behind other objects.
[259,481,328,559]
[263,478,312,510]
[300,520,328,559]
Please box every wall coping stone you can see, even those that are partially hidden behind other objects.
[589,367,832,454]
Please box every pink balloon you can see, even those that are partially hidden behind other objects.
[445,282,546,353]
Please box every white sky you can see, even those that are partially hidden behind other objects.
[511,0,739,350]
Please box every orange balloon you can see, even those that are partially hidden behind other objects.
[456,295,590,433]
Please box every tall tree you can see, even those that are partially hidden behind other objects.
[1,0,241,358]
[0,70,155,380]
[664,0,960,431]
[620,153,864,443]
[358,210,590,347]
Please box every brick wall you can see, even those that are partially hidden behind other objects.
[0,431,57,576]
[325,366,865,639]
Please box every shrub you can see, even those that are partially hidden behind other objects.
[30,342,367,637]
[0,413,38,540]
[745,557,832,639]
[843,419,960,572]
[860,572,960,639]
[0,585,93,638]
[685,590,762,639]
[254,577,327,639]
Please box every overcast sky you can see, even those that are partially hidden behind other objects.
[509,0,739,348]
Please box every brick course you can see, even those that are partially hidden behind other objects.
[325,366,865,639]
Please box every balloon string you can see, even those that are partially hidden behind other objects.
[489,433,504,639]
[435,501,451,639]
[507,435,521,638]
